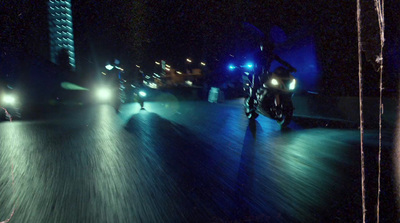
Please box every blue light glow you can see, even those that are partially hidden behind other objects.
[228,65,236,70]
[246,63,253,68]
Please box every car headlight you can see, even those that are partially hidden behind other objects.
[96,88,112,101]
[289,79,296,90]
[2,94,16,105]
[271,78,279,86]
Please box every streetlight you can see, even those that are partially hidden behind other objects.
[186,58,192,63]
[166,64,171,68]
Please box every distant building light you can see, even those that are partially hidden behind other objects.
[136,65,140,68]
[148,83,158,89]
[155,61,160,65]
[165,64,170,68]
[200,62,206,66]
[177,71,182,75]
[186,58,192,63]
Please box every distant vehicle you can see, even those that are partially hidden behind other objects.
[0,81,22,121]
[93,83,121,110]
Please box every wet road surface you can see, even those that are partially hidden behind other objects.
[0,99,397,222]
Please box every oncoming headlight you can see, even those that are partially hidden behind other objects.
[271,78,279,86]
[96,88,112,101]
[289,79,296,90]
[2,94,16,105]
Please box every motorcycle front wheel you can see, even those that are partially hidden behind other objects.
[277,101,293,127]
[244,97,259,120]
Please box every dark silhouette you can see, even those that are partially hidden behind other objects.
[57,48,72,71]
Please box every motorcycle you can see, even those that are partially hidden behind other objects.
[131,84,146,109]
[233,64,296,127]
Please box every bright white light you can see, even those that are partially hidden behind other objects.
[139,91,147,97]
[155,61,160,65]
[186,58,192,63]
[271,78,279,86]
[96,88,112,101]
[165,67,170,71]
[177,71,182,75]
[289,79,296,90]
[149,83,158,89]
[166,64,171,68]
[3,95,16,105]
[200,62,206,66]
[105,64,114,70]
[185,80,193,86]
[136,65,140,68]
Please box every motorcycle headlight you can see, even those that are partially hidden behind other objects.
[271,78,279,86]
[2,94,16,105]
[96,87,112,101]
[289,79,296,90]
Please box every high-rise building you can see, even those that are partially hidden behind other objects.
[48,0,75,70]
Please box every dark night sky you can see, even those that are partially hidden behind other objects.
[1,0,399,95]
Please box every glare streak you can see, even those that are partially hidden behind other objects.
[356,1,366,222]
[374,0,385,222]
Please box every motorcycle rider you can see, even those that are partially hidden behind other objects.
[133,70,145,109]
[246,39,297,111]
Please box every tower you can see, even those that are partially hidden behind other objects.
[48,0,75,70]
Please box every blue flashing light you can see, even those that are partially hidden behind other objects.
[246,63,253,68]
[228,65,236,70]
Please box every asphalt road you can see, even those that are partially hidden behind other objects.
[0,99,398,222]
